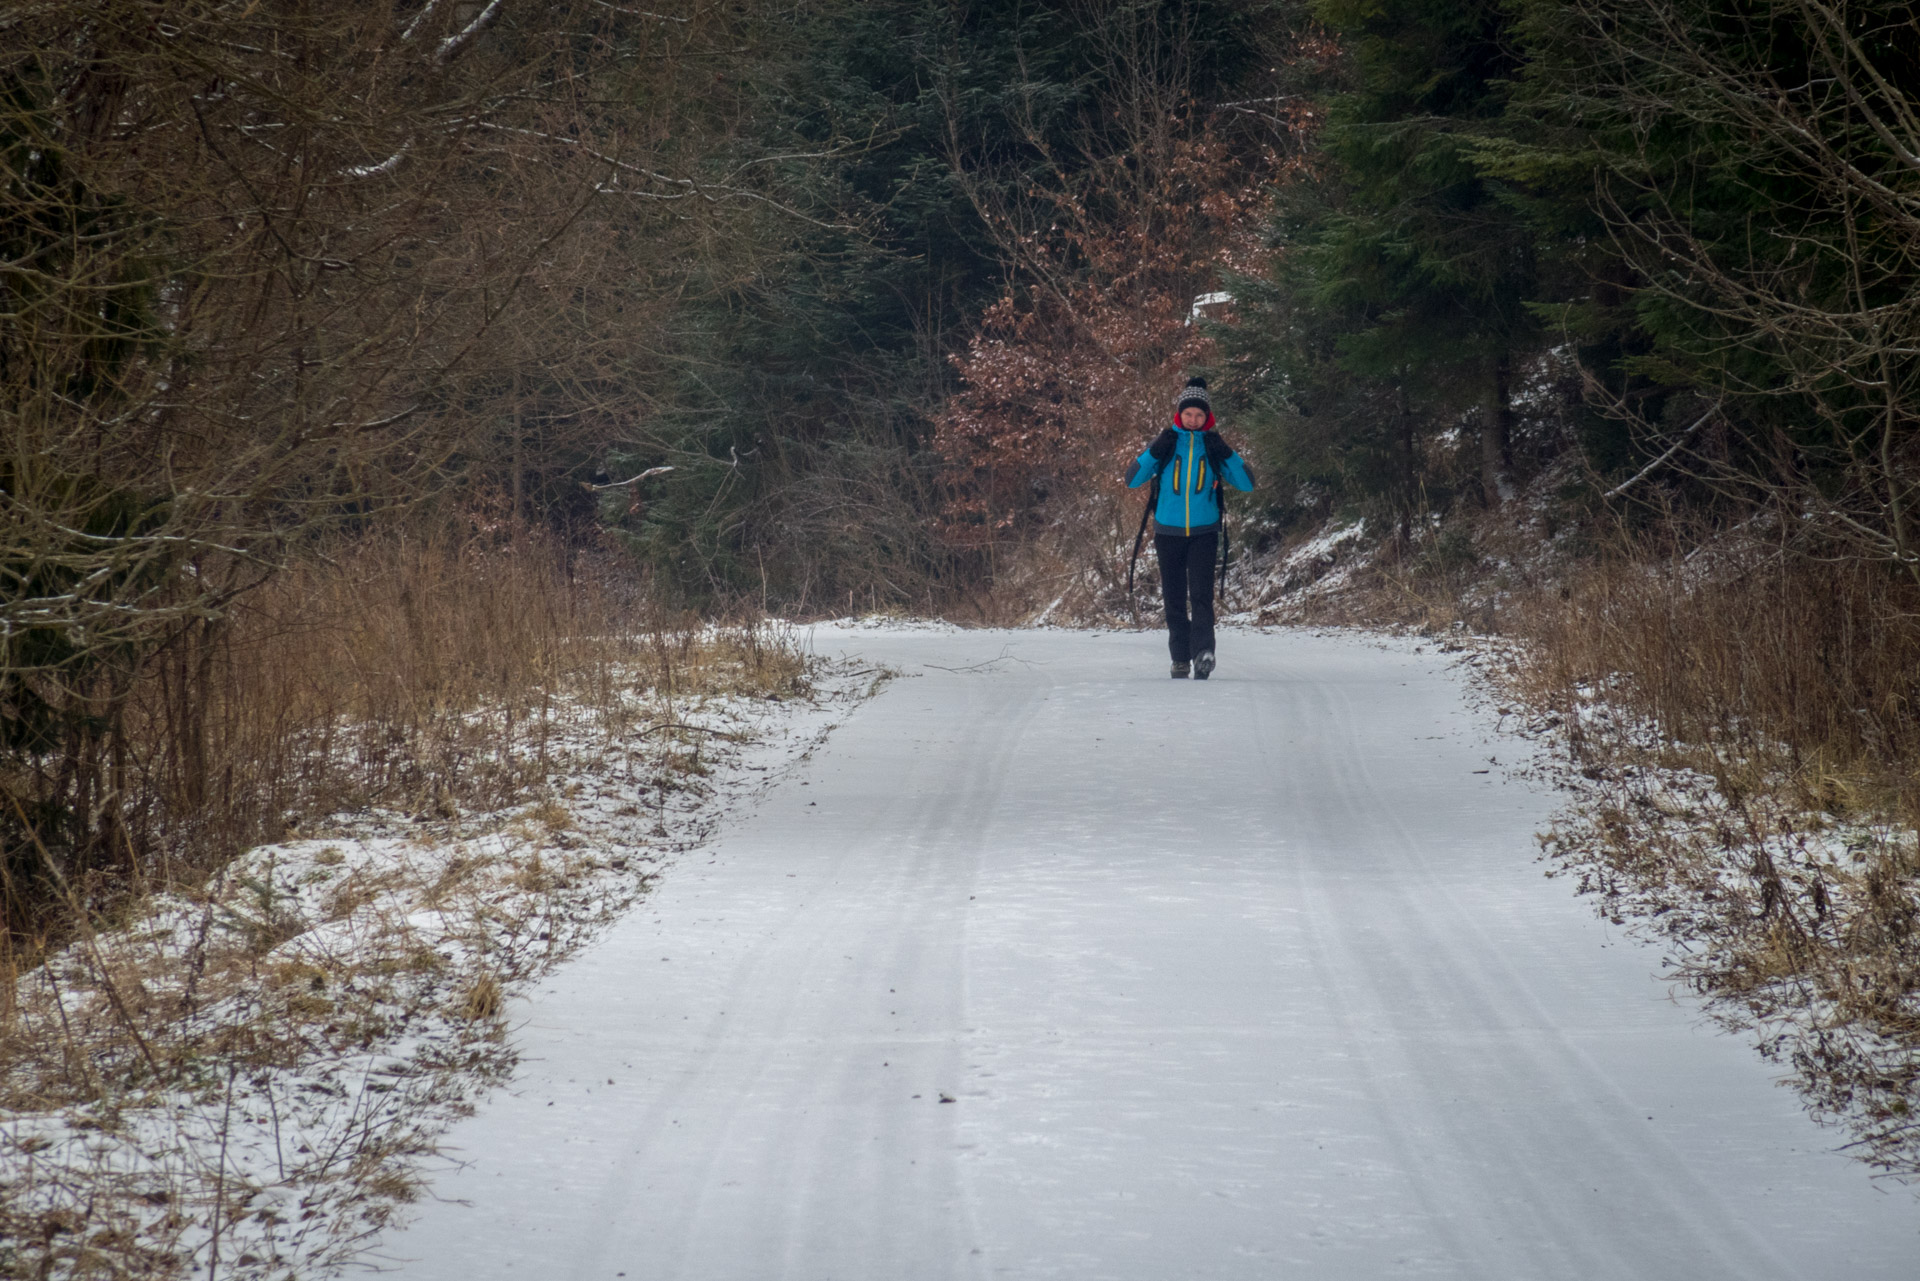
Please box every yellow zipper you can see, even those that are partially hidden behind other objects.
[1183,434,1193,531]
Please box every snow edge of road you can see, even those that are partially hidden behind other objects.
[0,657,892,1281]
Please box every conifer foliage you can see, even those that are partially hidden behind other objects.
[1231,0,1920,578]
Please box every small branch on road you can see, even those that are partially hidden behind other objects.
[922,646,1044,673]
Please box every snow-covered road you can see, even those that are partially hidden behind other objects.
[377,627,1916,1279]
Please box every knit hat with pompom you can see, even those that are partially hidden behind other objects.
[1175,377,1211,416]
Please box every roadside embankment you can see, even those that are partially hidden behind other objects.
[1234,505,1920,1181]
[0,535,872,1278]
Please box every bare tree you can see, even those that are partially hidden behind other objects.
[0,0,730,925]
[1564,0,1920,582]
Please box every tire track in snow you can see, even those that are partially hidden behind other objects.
[1268,661,1797,1279]
[554,663,1046,1280]
[375,628,1918,1281]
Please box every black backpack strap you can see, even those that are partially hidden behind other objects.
[1126,462,1164,612]
[1215,479,1229,601]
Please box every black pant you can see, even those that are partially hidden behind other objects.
[1155,529,1217,663]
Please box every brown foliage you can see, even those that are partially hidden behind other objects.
[934,132,1273,561]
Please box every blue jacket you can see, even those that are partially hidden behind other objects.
[1125,425,1254,534]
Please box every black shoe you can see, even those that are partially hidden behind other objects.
[1194,650,1215,680]
[1170,661,1190,679]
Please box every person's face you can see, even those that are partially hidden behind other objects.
[1179,406,1208,429]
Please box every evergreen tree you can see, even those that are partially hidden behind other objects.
[606,0,1288,607]
[1494,0,1920,569]
[1230,0,1538,541]
[600,0,1084,608]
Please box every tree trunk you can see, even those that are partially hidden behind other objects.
[1395,379,1415,555]
[1480,353,1513,506]
[511,369,525,543]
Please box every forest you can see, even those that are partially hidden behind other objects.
[5,0,1920,1235]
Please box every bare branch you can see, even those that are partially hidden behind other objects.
[1603,402,1722,501]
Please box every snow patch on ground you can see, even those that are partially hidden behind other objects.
[796,614,961,634]
[363,626,1920,1280]
[1217,518,1370,623]
[1450,645,1920,1180]
[0,658,878,1280]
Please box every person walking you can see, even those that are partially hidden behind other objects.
[1124,377,1254,679]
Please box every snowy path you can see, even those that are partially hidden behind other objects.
[375,627,1916,1280]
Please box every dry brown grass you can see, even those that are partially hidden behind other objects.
[0,527,815,1277]
[1511,552,1920,825]
[182,532,689,840]
[1251,503,1920,1172]
[2,529,808,938]
[1492,541,1920,1174]
[455,972,504,1023]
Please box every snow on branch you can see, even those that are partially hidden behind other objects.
[1603,401,1721,501]
[400,0,446,42]
[589,1,690,17]
[435,0,505,66]
[471,121,859,231]
[583,465,674,490]
[343,138,413,179]
[38,521,267,564]
[332,403,425,431]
